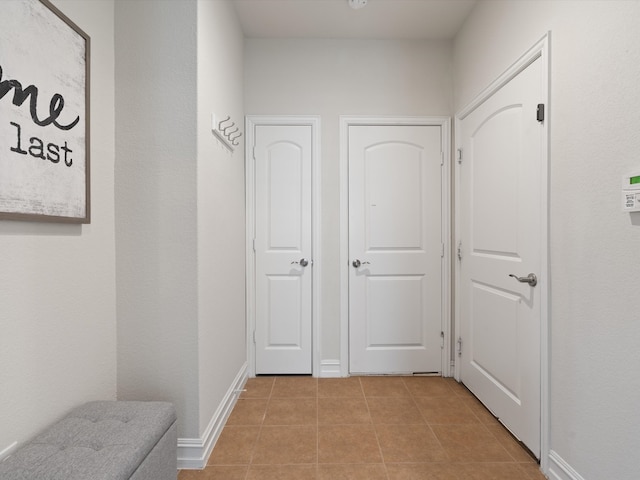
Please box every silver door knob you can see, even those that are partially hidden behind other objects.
[508,273,537,287]
[352,259,371,268]
[291,258,309,267]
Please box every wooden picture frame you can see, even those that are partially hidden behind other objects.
[0,0,90,223]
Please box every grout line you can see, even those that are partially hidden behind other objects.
[360,377,391,479]
[404,376,453,466]
[243,377,275,478]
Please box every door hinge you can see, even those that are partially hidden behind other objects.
[456,148,463,164]
[440,331,445,349]
[537,103,545,122]
[252,330,256,344]
[252,238,256,252]
[440,151,444,166]
[252,145,256,160]
[441,242,445,258]
[457,336,463,356]
[457,241,463,261]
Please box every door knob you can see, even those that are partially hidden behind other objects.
[291,258,309,267]
[352,259,371,268]
[508,273,537,287]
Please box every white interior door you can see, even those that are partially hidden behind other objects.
[254,124,312,374]
[458,55,545,457]
[349,125,443,374]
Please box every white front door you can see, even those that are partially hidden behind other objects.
[458,55,545,457]
[254,124,312,374]
[348,125,443,374]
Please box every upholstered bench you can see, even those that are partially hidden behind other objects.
[0,401,177,480]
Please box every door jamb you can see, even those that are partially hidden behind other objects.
[339,115,452,378]
[245,115,322,377]
[453,33,550,470]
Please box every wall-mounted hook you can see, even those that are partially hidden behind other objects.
[222,123,236,136]
[231,131,243,146]
[225,127,239,139]
[212,113,241,152]
[218,116,232,131]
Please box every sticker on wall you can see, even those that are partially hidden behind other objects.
[0,0,91,223]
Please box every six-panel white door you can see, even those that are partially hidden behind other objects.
[349,125,443,374]
[458,56,544,457]
[254,125,312,374]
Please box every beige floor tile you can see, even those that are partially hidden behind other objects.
[431,424,513,463]
[271,376,318,398]
[206,376,541,479]
[517,461,547,479]
[208,426,260,465]
[317,463,387,479]
[241,377,275,399]
[403,376,457,397]
[367,396,425,424]
[226,398,268,426]
[359,376,411,397]
[375,424,449,463]
[318,425,383,464]
[442,378,472,397]
[386,462,465,480]
[246,464,317,479]
[459,462,535,479]
[178,469,211,480]
[459,396,500,425]
[263,397,317,425]
[414,395,481,425]
[318,377,364,397]
[318,397,371,425]
[202,465,249,479]
[252,425,317,464]
[485,423,536,463]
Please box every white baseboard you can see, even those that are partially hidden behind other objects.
[177,362,248,470]
[319,359,344,378]
[547,450,586,480]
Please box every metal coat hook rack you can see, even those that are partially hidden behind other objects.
[212,114,242,152]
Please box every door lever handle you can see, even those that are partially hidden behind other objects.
[508,273,537,287]
[352,259,371,268]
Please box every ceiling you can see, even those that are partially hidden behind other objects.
[232,0,478,40]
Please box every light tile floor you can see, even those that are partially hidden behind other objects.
[178,376,547,479]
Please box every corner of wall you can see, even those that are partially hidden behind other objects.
[178,363,247,470]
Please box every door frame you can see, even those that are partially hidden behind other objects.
[245,115,322,377]
[454,34,550,469]
[339,116,452,378]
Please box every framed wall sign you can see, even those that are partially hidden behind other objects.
[0,0,90,223]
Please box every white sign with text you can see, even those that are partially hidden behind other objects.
[0,0,89,222]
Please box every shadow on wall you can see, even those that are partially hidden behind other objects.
[0,222,82,237]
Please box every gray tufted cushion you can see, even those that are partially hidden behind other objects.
[0,401,176,480]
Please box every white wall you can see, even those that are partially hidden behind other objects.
[115,0,246,445]
[244,38,452,366]
[196,0,246,434]
[0,0,116,454]
[115,0,200,438]
[454,1,640,478]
